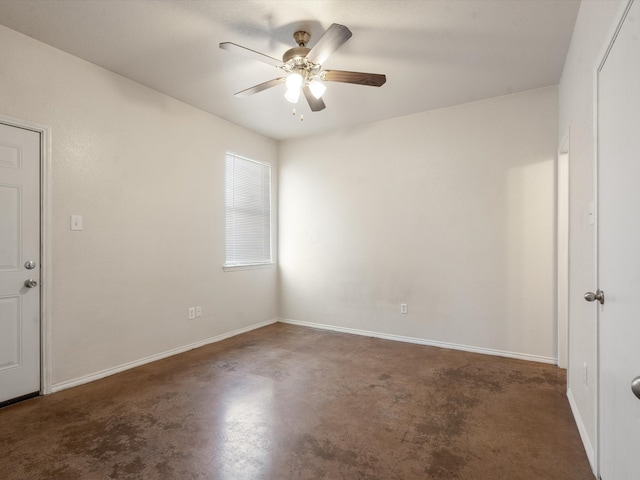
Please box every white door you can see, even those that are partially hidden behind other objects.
[0,122,40,404]
[597,1,640,478]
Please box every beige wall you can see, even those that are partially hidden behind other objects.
[0,3,624,471]
[279,86,558,362]
[558,0,626,471]
[0,8,603,442]
[0,25,278,387]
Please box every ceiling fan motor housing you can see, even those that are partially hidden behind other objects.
[282,46,310,65]
[282,31,318,77]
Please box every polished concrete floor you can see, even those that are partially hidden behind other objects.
[1,323,593,479]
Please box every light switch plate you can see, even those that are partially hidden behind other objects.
[70,215,83,231]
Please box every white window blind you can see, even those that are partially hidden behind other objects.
[225,153,272,266]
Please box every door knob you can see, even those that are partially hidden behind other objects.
[633,377,640,400]
[584,289,605,305]
[24,279,38,288]
[24,260,36,270]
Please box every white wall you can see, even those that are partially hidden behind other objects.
[0,25,278,387]
[558,0,626,471]
[279,86,558,362]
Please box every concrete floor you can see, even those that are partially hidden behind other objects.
[1,323,593,479]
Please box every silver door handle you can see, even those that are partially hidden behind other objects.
[24,279,38,288]
[632,376,640,400]
[584,289,605,305]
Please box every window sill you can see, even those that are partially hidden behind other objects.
[223,263,275,272]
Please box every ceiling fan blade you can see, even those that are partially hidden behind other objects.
[219,42,283,68]
[302,85,326,112]
[305,23,352,65]
[322,70,387,87]
[235,78,286,97]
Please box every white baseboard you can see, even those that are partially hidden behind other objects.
[52,316,558,393]
[51,318,278,393]
[278,318,557,365]
[567,388,597,475]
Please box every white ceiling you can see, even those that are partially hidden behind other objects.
[0,0,580,140]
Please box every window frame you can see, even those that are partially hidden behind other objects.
[223,152,274,271]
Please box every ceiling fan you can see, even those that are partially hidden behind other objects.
[219,23,386,112]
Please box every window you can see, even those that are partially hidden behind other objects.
[225,153,272,268]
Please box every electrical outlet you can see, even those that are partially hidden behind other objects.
[188,307,196,320]
[195,306,202,317]
[400,303,408,314]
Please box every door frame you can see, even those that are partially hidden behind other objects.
[0,113,52,395]
[557,130,570,370]
[594,0,635,477]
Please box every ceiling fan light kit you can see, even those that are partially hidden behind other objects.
[308,79,326,99]
[285,72,303,103]
[220,23,386,113]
